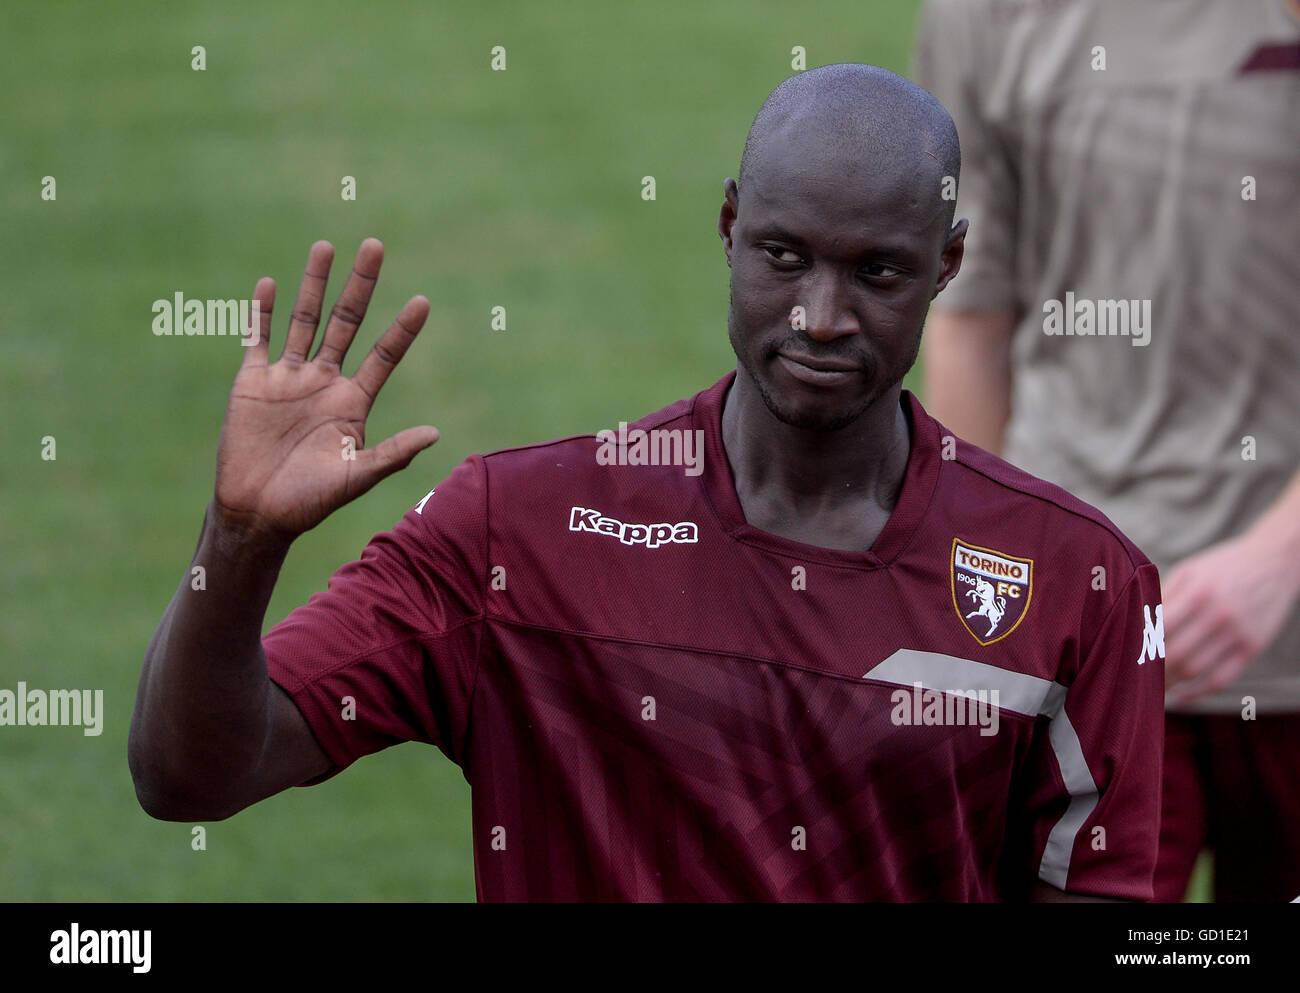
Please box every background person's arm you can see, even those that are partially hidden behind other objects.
[128,238,438,821]
[1164,466,1300,704]
[913,2,1021,456]
[921,308,1017,455]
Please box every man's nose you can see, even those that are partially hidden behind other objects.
[795,273,860,343]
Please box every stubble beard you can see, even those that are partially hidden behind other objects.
[729,307,912,435]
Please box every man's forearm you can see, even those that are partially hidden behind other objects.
[128,502,293,820]
[1247,465,1300,558]
[922,309,1017,455]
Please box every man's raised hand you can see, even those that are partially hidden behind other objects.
[213,238,438,542]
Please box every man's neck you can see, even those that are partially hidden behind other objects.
[719,368,912,551]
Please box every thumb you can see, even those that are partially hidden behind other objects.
[354,426,440,490]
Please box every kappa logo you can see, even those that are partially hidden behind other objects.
[1135,603,1165,665]
[568,507,698,548]
[951,539,1033,646]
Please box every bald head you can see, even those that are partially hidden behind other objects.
[738,63,960,229]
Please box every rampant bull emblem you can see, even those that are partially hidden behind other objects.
[951,539,1033,646]
[964,576,1007,637]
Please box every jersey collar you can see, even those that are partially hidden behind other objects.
[690,369,941,569]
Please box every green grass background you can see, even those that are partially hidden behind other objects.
[0,0,1209,902]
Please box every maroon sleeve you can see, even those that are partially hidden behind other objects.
[263,456,488,781]
[1025,560,1165,900]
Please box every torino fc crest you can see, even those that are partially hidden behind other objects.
[951,539,1033,646]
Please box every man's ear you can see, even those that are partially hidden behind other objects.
[719,178,740,268]
[932,218,969,298]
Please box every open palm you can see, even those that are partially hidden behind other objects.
[213,239,438,539]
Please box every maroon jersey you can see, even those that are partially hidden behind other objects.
[264,371,1165,901]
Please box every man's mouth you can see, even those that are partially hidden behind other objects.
[776,351,860,386]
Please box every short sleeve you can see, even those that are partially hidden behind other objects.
[1022,561,1165,900]
[264,456,488,781]
[913,0,1021,312]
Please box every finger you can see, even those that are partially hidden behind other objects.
[1165,622,1218,682]
[240,277,276,367]
[314,237,384,369]
[1160,566,1193,608]
[1198,650,1252,696]
[353,295,430,401]
[1167,648,1247,705]
[282,241,335,363]
[351,425,441,495]
[1160,586,1196,633]
[1168,622,1236,686]
[1162,590,1213,675]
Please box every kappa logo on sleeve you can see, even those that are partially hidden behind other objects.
[951,539,1033,646]
[1135,603,1165,665]
[568,507,698,548]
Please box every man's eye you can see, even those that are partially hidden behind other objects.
[862,263,901,278]
[764,247,802,264]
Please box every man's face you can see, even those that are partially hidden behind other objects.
[719,142,964,432]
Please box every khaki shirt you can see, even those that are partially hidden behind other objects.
[915,0,1300,712]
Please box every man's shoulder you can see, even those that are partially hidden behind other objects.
[917,398,1154,576]
[474,377,716,475]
